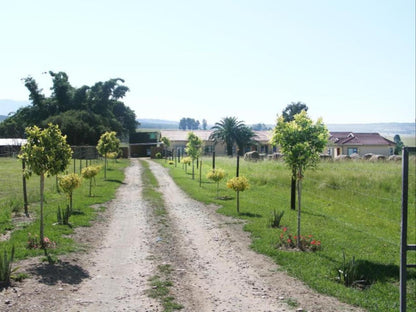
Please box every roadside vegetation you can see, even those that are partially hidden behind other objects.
[160,156,416,312]
[0,156,127,265]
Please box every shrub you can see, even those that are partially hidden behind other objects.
[0,246,15,287]
[269,210,284,228]
[155,152,162,159]
[226,176,249,192]
[278,227,321,251]
[336,251,368,288]
[27,233,56,250]
[56,205,70,225]
[181,157,192,165]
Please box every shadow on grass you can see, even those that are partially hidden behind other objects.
[105,179,125,184]
[354,260,416,283]
[27,261,90,285]
[71,210,85,215]
[239,212,263,218]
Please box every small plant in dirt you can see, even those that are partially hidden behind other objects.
[59,173,82,213]
[0,246,16,287]
[206,168,226,197]
[27,233,56,250]
[81,165,101,196]
[335,251,368,288]
[56,205,71,225]
[278,227,321,251]
[269,209,284,228]
[226,176,249,213]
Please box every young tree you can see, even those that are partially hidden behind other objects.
[97,131,120,180]
[19,124,72,250]
[271,111,328,248]
[281,102,309,210]
[226,176,249,213]
[59,173,82,213]
[185,132,203,179]
[81,165,101,196]
[206,168,226,198]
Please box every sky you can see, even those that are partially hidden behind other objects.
[1,0,415,125]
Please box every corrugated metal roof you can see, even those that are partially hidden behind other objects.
[0,138,27,146]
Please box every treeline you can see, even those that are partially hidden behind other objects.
[0,71,138,145]
[179,117,207,130]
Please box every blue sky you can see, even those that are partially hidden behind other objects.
[1,0,414,125]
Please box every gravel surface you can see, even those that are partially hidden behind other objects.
[0,159,365,312]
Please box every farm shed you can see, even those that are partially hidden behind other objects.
[129,131,161,157]
[327,132,395,157]
[0,138,27,157]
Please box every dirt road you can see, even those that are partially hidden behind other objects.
[0,159,364,312]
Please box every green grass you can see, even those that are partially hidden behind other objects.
[160,156,416,312]
[0,157,128,260]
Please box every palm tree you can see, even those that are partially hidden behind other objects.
[210,117,254,156]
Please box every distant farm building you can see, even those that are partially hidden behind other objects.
[328,132,395,157]
[0,138,26,157]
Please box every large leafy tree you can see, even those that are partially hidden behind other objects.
[19,124,72,250]
[236,126,257,156]
[282,101,308,122]
[0,72,138,144]
[281,102,309,210]
[209,117,246,156]
[271,111,328,247]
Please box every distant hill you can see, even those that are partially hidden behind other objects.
[137,119,415,137]
[138,119,180,129]
[0,115,7,122]
[326,123,415,137]
[0,99,29,116]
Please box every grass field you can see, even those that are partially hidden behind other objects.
[159,156,416,312]
[0,157,128,260]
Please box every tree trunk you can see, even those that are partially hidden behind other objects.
[192,159,195,180]
[40,174,45,250]
[296,168,302,249]
[104,155,107,180]
[236,154,240,177]
[22,161,29,217]
[227,143,233,156]
[291,173,296,210]
[237,191,240,213]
